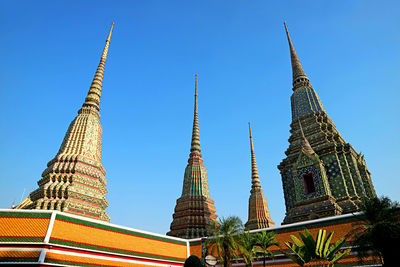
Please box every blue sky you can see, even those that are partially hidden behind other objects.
[0,1,399,235]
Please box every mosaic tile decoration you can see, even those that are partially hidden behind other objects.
[278,24,376,224]
[168,75,218,239]
[15,24,115,222]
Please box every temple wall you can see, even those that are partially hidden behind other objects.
[0,210,381,266]
[188,213,381,266]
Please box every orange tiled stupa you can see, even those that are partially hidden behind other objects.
[15,23,115,221]
[167,75,218,239]
[245,123,275,230]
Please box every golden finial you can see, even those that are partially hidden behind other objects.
[190,74,201,154]
[107,22,114,42]
[195,74,198,96]
[283,22,309,89]
[81,23,114,112]
[248,122,252,138]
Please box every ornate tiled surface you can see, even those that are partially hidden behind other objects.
[245,123,274,230]
[168,76,218,239]
[16,24,115,222]
[278,24,376,224]
[0,211,50,242]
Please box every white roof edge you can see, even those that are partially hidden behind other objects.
[249,212,363,234]
[186,212,364,243]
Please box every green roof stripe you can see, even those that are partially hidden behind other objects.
[0,211,51,218]
[55,214,186,245]
[49,238,186,263]
[0,237,44,243]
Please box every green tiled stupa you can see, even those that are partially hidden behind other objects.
[278,23,376,224]
[167,75,218,238]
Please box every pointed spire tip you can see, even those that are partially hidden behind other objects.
[81,24,113,112]
[283,21,290,41]
[194,74,198,95]
[248,122,252,138]
[190,74,201,154]
[284,21,310,89]
[107,23,114,42]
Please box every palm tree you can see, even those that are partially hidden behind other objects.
[253,231,279,267]
[238,231,257,267]
[206,216,244,267]
[349,196,400,266]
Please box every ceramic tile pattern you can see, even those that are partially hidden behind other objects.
[278,24,376,224]
[168,75,218,239]
[0,210,187,266]
[245,123,275,230]
[16,24,115,222]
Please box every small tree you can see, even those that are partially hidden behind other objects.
[253,231,279,267]
[184,255,204,267]
[284,229,350,266]
[238,231,257,267]
[349,196,400,266]
[207,216,244,267]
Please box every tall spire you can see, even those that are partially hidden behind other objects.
[168,75,217,238]
[190,74,201,155]
[279,22,376,225]
[248,122,261,190]
[81,22,114,113]
[22,24,114,222]
[284,22,310,90]
[245,123,275,230]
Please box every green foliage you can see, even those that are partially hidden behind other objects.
[238,231,257,267]
[206,216,244,267]
[252,231,279,267]
[284,229,350,266]
[349,196,400,266]
[184,255,204,267]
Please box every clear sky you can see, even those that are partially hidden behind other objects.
[0,1,399,235]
